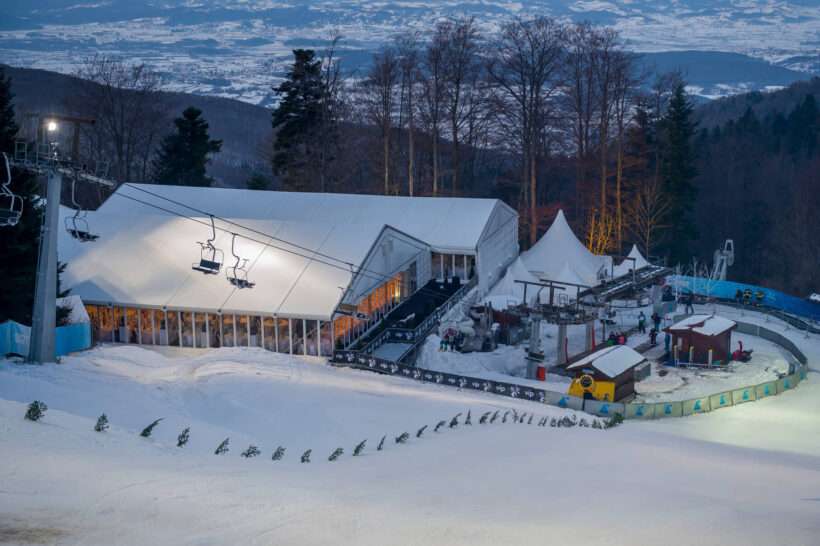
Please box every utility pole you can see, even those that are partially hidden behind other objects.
[28,169,62,363]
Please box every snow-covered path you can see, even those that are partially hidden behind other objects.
[1,303,819,545]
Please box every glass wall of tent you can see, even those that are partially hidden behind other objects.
[84,305,333,357]
[431,253,476,282]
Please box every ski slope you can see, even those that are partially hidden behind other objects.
[1,305,819,545]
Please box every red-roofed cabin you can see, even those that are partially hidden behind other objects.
[664,314,737,364]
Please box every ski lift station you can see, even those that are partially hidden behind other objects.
[57,185,519,357]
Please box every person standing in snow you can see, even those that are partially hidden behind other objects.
[637,311,646,334]
[684,292,695,315]
[649,328,658,347]
[651,312,661,332]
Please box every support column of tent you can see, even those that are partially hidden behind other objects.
[585,321,595,351]
[556,323,568,366]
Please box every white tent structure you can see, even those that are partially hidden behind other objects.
[613,244,650,277]
[485,257,540,309]
[59,185,519,357]
[520,210,611,287]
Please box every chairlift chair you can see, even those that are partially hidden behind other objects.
[192,215,224,275]
[0,153,23,227]
[226,233,255,289]
[64,173,99,242]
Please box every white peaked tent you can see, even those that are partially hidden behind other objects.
[537,262,588,305]
[485,257,540,309]
[521,210,610,287]
[614,245,650,277]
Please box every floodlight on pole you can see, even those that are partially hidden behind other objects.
[47,120,58,132]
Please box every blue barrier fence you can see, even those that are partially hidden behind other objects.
[1,320,92,359]
[671,276,820,322]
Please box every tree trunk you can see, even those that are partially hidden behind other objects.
[529,151,537,247]
[383,130,390,195]
[408,93,415,197]
[432,132,439,196]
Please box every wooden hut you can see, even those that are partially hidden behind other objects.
[664,314,736,365]
[566,345,647,402]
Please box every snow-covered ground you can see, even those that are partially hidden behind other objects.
[1,304,819,545]
[635,332,794,402]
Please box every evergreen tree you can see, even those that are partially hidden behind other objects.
[241,445,261,458]
[215,438,230,455]
[271,49,337,192]
[152,107,221,187]
[353,440,366,456]
[0,68,68,325]
[177,427,190,448]
[24,400,48,422]
[272,446,286,461]
[660,84,698,265]
[246,172,271,191]
[95,414,109,432]
[140,418,163,438]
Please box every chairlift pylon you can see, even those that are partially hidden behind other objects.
[0,152,23,227]
[192,215,224,275]
[64,172,99,242]
[226,233,255,289]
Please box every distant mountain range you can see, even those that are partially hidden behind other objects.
[1,1,819,105]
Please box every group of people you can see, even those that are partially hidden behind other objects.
[439,328,463,352]
[735,288,765,306]
[637,310,664,347]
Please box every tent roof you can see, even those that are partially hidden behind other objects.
[614,245,650,277]
[58,208,414,320]
[566,345,646,379]
[520,210,607,286]
[100,184,512,254]
[485,257,539,308]
[667,315,736,336]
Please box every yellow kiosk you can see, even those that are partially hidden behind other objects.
[567,345,647,402]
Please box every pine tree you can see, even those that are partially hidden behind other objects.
[271,49,337,192]
[0,68,69,325]
[140,418,163,438]
[246,172,271,191]
[241,445,261,458]
[377,435,386,451]
[215,438,230,455]
[490,411,499,424]
[177,427,190,447]
[328,447,343,461]
[353,440,366,456]
[272,446,286,461]
[465,410,472,425]
[660,83,698,265]
[95,414,109,432]
[152,107,222,187]
[527,414,533,425]
[479,412,490,424]
[24,400,47,422]
[394,432,409,444]
[300,449,312,463]
[449,413,461,428]
[434,420,446,432]
[416,425,427,438]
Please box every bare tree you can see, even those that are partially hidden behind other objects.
[317,30,346,193]
[486,16,565,246]
[419,25,447,195]
[71,55,167,183]
[626,177,670,257]
[395,33,421,196]
[363,47,400,195]
[441,17,482,195]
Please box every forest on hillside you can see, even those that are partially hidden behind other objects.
[1,15,819,296]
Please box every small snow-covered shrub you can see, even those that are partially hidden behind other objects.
[395,432,409,444]
[272,446,286,461]
[449,413,461,428]
[527,414,533,425]
[377,436,386,451]
[214,438,230,455]
[479,412,491,424]
[605,413,625,429]
[140,418,163,438]
[416,425,427,438]
[300,449,312,463]
[591,420,602,429]
[241,445,261,458]
[353,440,366,456]
[579,418,589,427]
[502,411,509,424]
[560,416,575,428]
[177,427,190,448]
[465,410,472,425]
[490,411,500,424]
[94,414,109,432]
[25,401,48,422]
[434,420,446,432]
[328,448,343,461]
[549,418,557,427]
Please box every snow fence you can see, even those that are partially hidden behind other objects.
[334,321,810,420]
[0,320,92,359]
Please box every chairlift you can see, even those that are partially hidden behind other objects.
[64,173,99,242]
[192,215,224,275]
[226,233,255,289]
[0,152,23,227]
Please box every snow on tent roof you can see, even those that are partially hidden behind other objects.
[613,244,650,277]
[485,257,539,308]
[667,315,736,336]
[566,345,646,379]
[520,210,608,287]
[100,184,509,254]
[58,209,402,320]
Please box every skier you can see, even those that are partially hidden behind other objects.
[651,312,661,332]
[637,311,647,334]
[649,328,658,347]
